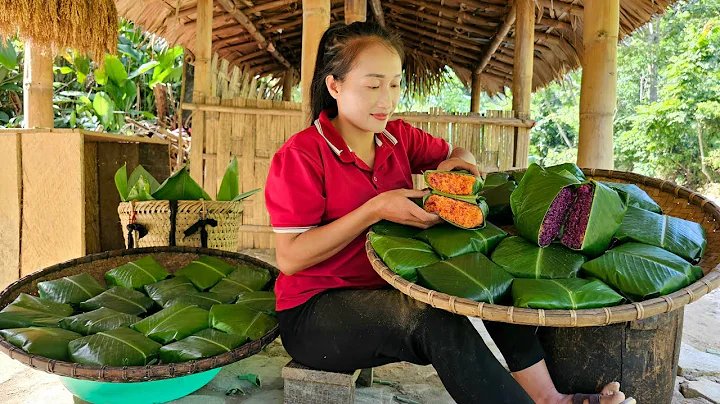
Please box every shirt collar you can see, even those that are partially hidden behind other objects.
[315,109,398,164]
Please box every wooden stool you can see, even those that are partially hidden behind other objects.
[282,360,373,404]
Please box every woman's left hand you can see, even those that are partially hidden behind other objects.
[436,157,482,178]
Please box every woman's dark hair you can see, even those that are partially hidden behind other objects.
[310,21,404,122]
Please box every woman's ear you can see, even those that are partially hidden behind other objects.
[325,75,341,100]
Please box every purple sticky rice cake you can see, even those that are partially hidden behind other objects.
[538,187,576,246]
[562,184,594,249]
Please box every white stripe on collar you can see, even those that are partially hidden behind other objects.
[314,119,398,155]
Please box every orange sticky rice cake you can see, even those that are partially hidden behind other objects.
[424,194,484,229]
[425,172,478,195]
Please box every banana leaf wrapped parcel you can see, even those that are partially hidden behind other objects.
[424,170,483,195]
[423,191,489,230]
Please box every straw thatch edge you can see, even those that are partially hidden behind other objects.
[366,168,720,327]
[0,247,279,382]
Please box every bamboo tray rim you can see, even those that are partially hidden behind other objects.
[0,247,279,382]
[366,168,720,327]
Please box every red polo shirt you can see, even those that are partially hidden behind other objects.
[265,109,451,311]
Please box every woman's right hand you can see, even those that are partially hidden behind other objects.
[368,189,443,229]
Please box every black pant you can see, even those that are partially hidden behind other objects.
[277,288,545,404]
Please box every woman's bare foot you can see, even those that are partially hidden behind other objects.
[553,382,627,404]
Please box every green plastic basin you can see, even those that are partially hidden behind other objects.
[58,368,221,404]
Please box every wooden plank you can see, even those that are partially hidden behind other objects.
[81,131,169,145]
[23,43,54,129]
[216,98,234,195]
[83,141,101,255]
[241,99,258,248]
[21,131,85,276]
[302,0,331,124]
[190,0,214,186]
[231,97,248,250]
[0,133,22,289]
[182,102,303,116]
[204,96,221,198]
[97,143,138,251]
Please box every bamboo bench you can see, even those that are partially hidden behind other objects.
[282,360,373,404]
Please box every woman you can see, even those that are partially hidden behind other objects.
[265,21,628,404]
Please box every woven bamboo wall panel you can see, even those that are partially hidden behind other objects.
[210,53,284,101]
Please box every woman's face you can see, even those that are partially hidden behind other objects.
[326,42,403,134]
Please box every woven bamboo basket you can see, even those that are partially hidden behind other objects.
[118,200,243,252]
[0,247,279,382]
[366,169,720,327]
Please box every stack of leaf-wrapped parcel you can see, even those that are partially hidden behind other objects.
[0,256,277,365]
[369,164,707,311]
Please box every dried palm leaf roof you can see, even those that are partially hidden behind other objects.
[116,0,676,96]
[0,0,118,62]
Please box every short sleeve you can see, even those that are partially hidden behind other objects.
[265,147,326,233]
[400,120,452,174]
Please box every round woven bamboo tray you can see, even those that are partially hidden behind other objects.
[366,168,720,327]
[0,247,279,382]
[118,200,243,252]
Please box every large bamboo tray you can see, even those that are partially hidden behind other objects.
[0,247,279,382]
[366,169,720,327]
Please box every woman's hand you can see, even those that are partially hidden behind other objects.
[436,157,482,177]
[369,189,443,229]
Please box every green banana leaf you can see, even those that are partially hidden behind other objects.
[414,222,507,259]
[105,256,170,291]
[479,181,517,225]
[37,273,106,305]
[423,170,483,195]
[600,182,662,214]
[175,256,236,290]
[368,233,440,283]
[511,278,624,309]
[208,265,272,299]
[126,175,155,201]
[128,165,161,194]
[131,303,209,344]
[216,157,240,201]
[232,188,261,202]
[510,169,526,183]
[0,327,82,361]
[490,236,587,279]
[423,190,490,230]
[0,307,63,329]
[417,253,514,304]
[581,243,704,301]
[2,293,73,316]
[79,287,155,316]
[152,166,212,201]
[209,304,277,342]
[563,181,626,257]
[68,327,162,366]
[613,206,706,263]
[165,292,230,310]
[144,276,199,307]
[235,291,276,316]
[510,164,581,246]
[482,172,511,189]
[159,328,246,363]
[370,220,424,239]
[546,163,586,180]
[60,308,141,336]
[115,163,130,202]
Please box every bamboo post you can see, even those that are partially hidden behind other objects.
[190,0,213,186]
[577,0,619,170]
[302,0,331,124]
[470,73,482,113]
[283,68,295,101]
[23,43,54,129]
[511,0,534,168]
[345,0,367,24]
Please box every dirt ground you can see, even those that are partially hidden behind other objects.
[0,248,718,404]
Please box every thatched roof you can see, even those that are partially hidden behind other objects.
[116,0,676,95]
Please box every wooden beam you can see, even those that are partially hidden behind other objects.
[391,14,490,46]
[283,67,295,101]
[23,43,54,129]
[400,0,500,28]
[577,0,618,170]
[345,0,366,24]
[369,0,385,27]
[384,3,495,37]
[393,21,484,54]
[216,0,292,69]
[182,102,303,116]
[246,0,298,14]
[512,0,535,169]
[474,4,516,76]
[190,0,213,186]
[470,74,482,113]
[449,0,508,15]
[397,114,534,128]
[302,0,330,124]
